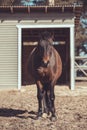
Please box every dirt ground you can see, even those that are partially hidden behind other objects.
[0,83,87,130]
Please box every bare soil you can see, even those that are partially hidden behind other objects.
[0,84,87,130]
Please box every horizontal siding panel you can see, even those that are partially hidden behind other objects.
[0,43,17,46]
[0,68,17,70]
[0,76,17,81]
[0,24,18,27]
[0,35,17,38]
[0,70,17,73]
[0,56,17,58]
[0,50,17,53]
[0,78,17,85]
[0,46,17,49]
[0,29,17,35]
[0,40,17,43]
[0,22,18,89]
[0,32,17,35]
[0,79,17,81]
[0,34,17,36]
[0,25,18,28]
[0,54,18,58]
[0,60,17,63]
[0,73,17,77]
[0,67,17,69]
[0,22,17,24]
[0,48,17,50]
[0,25,17,27]
[0,77,17,81]
[0,84,17,86]
[0,74,18,77]
[0,62,17,65]
[0,26,17,29]
[0,27,17,30]
[0,33,17,36]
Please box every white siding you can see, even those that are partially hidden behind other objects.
[0,21,18,89]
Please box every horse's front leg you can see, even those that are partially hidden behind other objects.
[43,90,49,115]
[50,84,57,121]
[36,81,44,119]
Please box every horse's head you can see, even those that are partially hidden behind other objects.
[38,39,53,68]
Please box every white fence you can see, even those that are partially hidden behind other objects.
[75,56,87,80]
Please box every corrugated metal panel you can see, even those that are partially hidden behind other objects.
[0,22,18,89]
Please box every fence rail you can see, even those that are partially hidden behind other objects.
[75,56,87,81]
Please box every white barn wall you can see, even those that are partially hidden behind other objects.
[0,21,18,89]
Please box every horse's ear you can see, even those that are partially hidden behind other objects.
[38,32,43,41]
[39,31,51,40]
[38,31,54,40]
[37,39,41,47]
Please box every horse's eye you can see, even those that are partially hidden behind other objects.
[40,47,44,52]
[39,46,41,50]
[39,46,44,55]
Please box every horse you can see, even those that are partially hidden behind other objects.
[28,31,62,121]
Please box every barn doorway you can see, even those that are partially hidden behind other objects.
[22,28,70,85]
[17,24,75,90]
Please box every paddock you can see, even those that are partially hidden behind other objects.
[0,84,87,130]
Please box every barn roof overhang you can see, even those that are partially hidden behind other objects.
[0,5,83,14]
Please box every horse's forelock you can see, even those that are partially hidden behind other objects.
[38,39,53,48]
[41,31,52,39]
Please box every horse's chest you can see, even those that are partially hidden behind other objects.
[37,67,51,82]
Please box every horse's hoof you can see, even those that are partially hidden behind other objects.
[50,116,57,122]
[42,113,48,118]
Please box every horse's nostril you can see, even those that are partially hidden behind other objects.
[42,60,49,67]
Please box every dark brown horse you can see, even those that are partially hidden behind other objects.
[28,31,62,121]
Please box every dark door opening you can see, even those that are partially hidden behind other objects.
[22,28,70,85]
